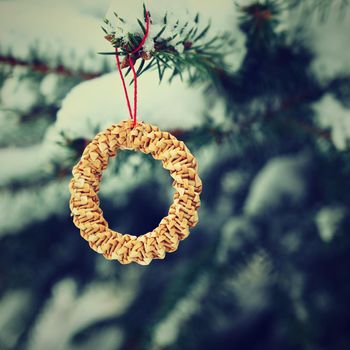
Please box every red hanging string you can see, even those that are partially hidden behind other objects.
[115,10,150,127]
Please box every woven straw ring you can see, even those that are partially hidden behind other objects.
[69,120,202,265]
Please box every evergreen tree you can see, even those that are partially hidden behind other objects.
[0,1,350,349]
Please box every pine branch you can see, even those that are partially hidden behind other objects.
[101,9,233,85]
[169,89,334,148]
[0,55,102,80]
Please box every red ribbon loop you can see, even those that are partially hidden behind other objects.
[115,11,150,127]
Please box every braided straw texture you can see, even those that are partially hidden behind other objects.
[69,120,202,265]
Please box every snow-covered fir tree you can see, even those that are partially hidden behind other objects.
[1,0,350,349]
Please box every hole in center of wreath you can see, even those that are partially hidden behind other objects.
[99,150,174,236]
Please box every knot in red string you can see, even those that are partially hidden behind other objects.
[115,10,150,127]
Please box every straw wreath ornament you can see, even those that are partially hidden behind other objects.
[69,120,202,265]
[70,10,201,265]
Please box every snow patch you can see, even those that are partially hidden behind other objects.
[1,71,41,113]
[0,180,69,236]
[315,206,346,242]
[309,7,350,82]
[0,110,20,130]
[56,71,210,139]
[221,170,247,194]
[27,277,137,350]
[217,216,256,264]
[40,73,61,104]
[313,94,350,150]
[0,290,31,349]
[286,3,350,82]
[0,0,111,73]
[244,153,309,216]
[0,135,70,187]
[151,274,209,349]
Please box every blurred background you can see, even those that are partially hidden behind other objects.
[1,0,350,349]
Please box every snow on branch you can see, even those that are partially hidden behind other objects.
[244,153,309,216]
[0,0,112,74]
[313,94,350,150]
[55,71,224,139]
[0,180,69,236]
[27,275,140,350]
[101,1,244,84]
[0,55,102,80]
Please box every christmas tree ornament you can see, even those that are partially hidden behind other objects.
[69,120,202,265]
[69,9,202,265]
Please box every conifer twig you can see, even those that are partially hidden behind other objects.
[0,55,102,80]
